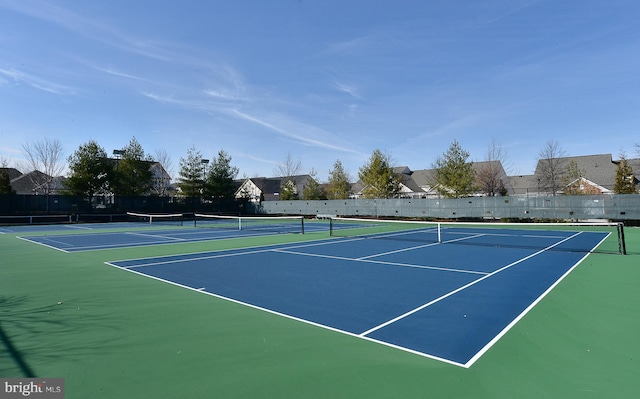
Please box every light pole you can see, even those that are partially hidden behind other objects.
[201,159,209,204]
[112,149,125,210]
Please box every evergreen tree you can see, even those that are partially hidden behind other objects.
[433,140,475,198]
[205,150,239,198]
[279,179,298,200]
[302,169,325,200]
[177,146,206,198]
[358,149,400,199]
[327,160,351,199]
[65,140,113,199]
[112,137,153,196]
[0,169,14,195]
[614,155,637,194]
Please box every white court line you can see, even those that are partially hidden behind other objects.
[16,236,71,253]
[464,231,611,368]
[357,234,486,260]
[272,248,489,276]
[125,231,185,241]
[358,231,584,338]
[64,225,94,230]
[124,247,276,268]
[104,259,467,368]
[106,229,606,368]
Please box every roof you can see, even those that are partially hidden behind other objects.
[235,175,314,201]
[0,168,22,180]
[534,153,616,190]
[510,175,540,196]
[10,170,66,195]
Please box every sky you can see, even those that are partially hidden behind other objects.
[1,0,639,181]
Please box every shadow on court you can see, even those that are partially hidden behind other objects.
[0,295,119,377]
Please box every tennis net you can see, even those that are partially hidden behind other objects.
[0,214,73,226]
[194,214,305,234]
[329,217,626,255]
[126,212,185,226]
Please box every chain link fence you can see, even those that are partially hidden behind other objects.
[249,194,640,221]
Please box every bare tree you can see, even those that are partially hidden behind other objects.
[476,139,510,196]
[537,140,566,196]
[274,152,302,178]
[274,153,303,200]
[154,149,173,196]
[22,138,65,195]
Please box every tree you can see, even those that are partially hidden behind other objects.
[153,149,173,197]
[613,154,637,194]
[21,138,65,195]
[562,159,592,195]
[274,153,302,200]
[177,146,207,198]
[476,139,509,196]
[302,169,325,200]
[433,140,475,198]
[112,137,154,196]
[327,159,351,199]
[537,140,566,196]
[205,150,239,198]
[65,140,113,200]
[358,149,400,199]
[0,157,15,195]
[0,170,13,195]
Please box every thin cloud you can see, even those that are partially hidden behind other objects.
[89,65,155,83]
[237,152,280,166]
[140,92,216,113]
[332,81,361,99]
[230,109,362,155]
[323,36,371,55]
[0,0,215,68]
[0,67,76,95]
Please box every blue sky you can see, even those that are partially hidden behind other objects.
[1,0,639,181]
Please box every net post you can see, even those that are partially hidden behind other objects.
[329,218,334,237]
[437,222,442,243]
[301,217,305,234]
[617,222,627,255]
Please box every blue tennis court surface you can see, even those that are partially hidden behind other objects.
[17,222,325,252]
[106,227,609,367]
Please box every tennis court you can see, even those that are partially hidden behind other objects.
[105,220,610,367]
[1,215,638,398]
[15,214,316,252]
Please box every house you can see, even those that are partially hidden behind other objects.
[4,160,172,196]
[149,162,173,196]
[354,162,514,199]
[9,170,66,195]
[235,175,313,202]
[239,153,639,201]
[511,153,640,196]
[0,168,22,181]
